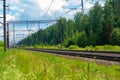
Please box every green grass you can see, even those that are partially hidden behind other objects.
[32,44,68,50]
[0,48,120,80]
[84,45,120,52]
[31,45,120,52]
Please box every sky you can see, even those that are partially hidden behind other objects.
[0,0,105,44]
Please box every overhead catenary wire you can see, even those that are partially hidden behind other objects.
[43,0,54,19]
[59,0,103,19]
[54,8,82,21]
[54,0,86,20]
[54,6,79,20]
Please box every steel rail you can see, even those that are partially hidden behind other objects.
[25,48,120,62]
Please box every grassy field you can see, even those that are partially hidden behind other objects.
[0,48,120,80]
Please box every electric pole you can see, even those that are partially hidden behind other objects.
[81,0,83,10]
[2,0,7,52]
[7,23,9,48]
[13,24,15,48]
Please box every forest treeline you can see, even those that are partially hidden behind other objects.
[18,0,120,47]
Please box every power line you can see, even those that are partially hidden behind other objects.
[43,0,54,19]
[55,0,102,19]
[54,0,84,20]
[54,7,81,21]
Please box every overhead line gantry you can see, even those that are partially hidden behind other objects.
[7,19,56,48]
[8,20,56,24]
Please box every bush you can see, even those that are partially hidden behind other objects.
[33,45,39,48]
[66,31,79,47]
[67,31,88,47]
[67,38,76,47]
[88,31,96,46]
[110,28,120,45]
[68,45,79,50]
[85,46,94,51]
[77,31,87,47]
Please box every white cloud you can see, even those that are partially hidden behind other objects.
[3,0,105,20]
[7,14,15,21]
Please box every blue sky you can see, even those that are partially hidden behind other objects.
[0,0,105,43]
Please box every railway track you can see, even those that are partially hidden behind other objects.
[25,48,120,62]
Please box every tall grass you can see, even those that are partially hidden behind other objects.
[85,45,120,52]
[31,45,120,52]
[33,44,68,50]
[0,49,120,80]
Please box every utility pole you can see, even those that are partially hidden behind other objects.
[60,26,63,49]
[7,23,9,48]
[81,0,84,32]
[13,24,15,48]
[42,29,44,49]
[81,0,83,11]
[2,0,7,52]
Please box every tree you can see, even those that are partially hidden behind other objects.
[88,31,96,46]
[74,12,85,32]
[102,0,115,44]
[56,17,67,48]
[77,31,87,47]
[67,19,75,38]
[66,31,79,47]
[110,28,120,45]
[89,2,103,33]
[88,2,104,45]
[113,0,120,28]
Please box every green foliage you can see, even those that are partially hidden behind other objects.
[33,45,39,48]
[89,2,103,33]
[110,28,120,45]
[74,12,84,32]
[0,41,3,47]
[85,45,94,51]
[94,45,120,51]
[67,31,85,47]
[66,32,79,47]
[68,45,79,50]
[0,49,120,80]
[67,38,76,47]
[85,45,120,51]
[77,31,88,47]
[87,31,96,46]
